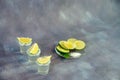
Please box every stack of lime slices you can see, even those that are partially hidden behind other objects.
[36,56,52,64]
[17,37,32,45]
[27,43,40,55]
[55,38,86,58]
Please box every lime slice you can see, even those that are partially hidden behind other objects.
[67,38,77,43]
[56,46,70,53]
[17,37,32,45]
[28,43,40,55]
[74,40,86,50]
[36,56,52,64]
[63,41,75,50]
[55,48,70,58]
[58,41,68,49]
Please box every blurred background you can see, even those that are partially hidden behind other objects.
[0,0,120,80]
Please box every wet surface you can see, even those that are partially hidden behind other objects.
[0,0,120,80]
